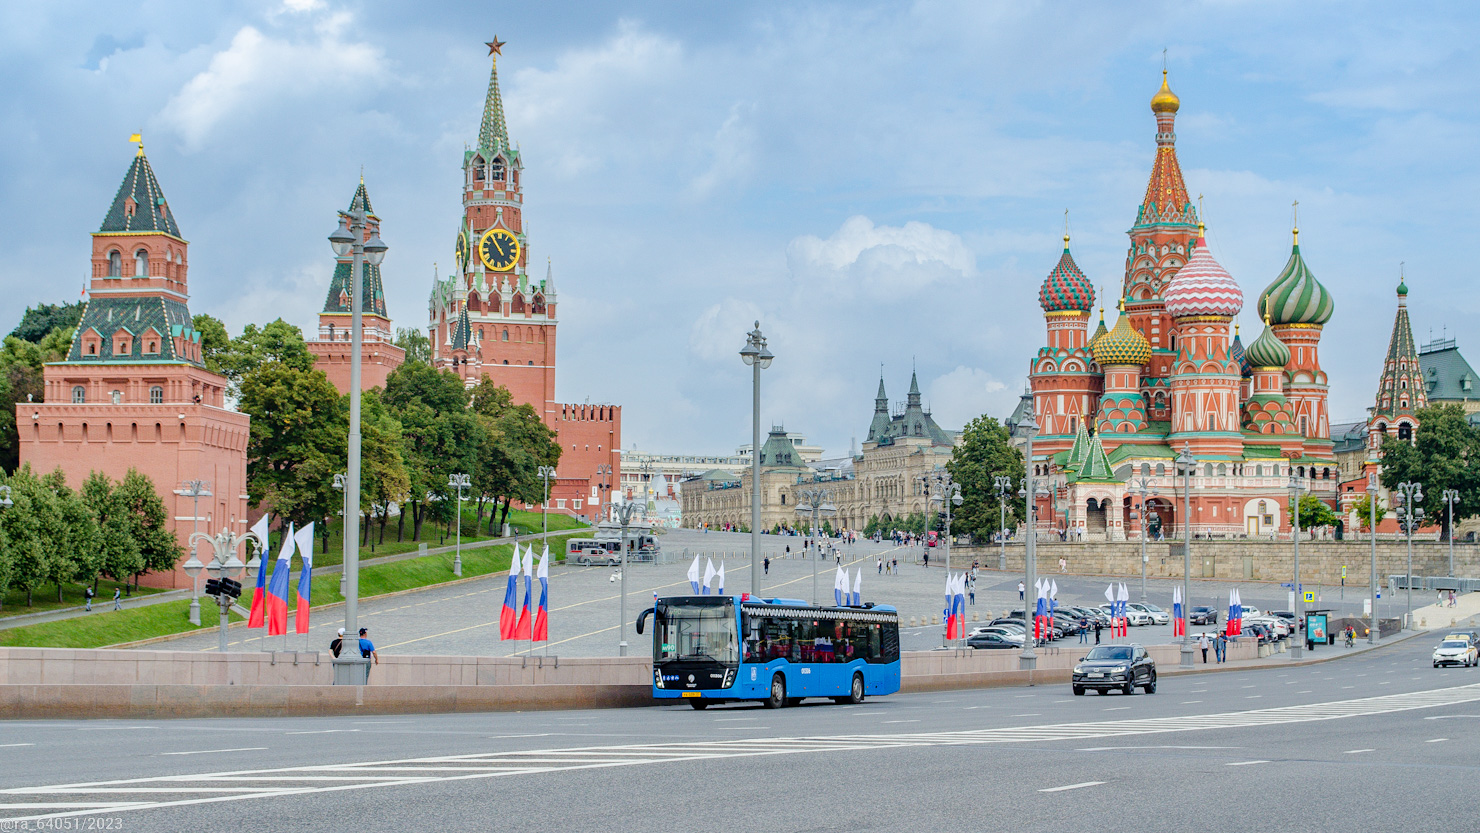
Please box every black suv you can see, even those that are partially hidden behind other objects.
[1189,605,1219,625]
[1073,643,1157,695]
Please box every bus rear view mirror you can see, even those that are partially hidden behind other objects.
[637,607,654,635]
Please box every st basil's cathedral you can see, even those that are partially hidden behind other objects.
[1024,72,1338,541]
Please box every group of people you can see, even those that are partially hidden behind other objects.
[875,557,902,575]
[1197,631,1231,663]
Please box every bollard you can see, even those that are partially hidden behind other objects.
[909,616,916,627]
[972,612,979,622]
[931,614,939,625]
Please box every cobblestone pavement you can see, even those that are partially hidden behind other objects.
[138,529,1386,657]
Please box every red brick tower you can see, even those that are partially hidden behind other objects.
[306,180,405,393]
[18,142,249,587]
[1030,234,1100,454]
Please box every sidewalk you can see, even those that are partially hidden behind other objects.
[1410,591,1480,631]
[0,528,575,632]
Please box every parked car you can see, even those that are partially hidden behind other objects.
[1240,605,1264,618]
[1433,637,1478,668]
[1189,606,1219,625]
[1065,606,1111,627]
[1008,611,1067,639]
[1100,603,1152,626]
[1244,622,1273,645]
[1072,643,1157,695]
[968,632,1022,650]
[968,625,1023,642]
[1245,616,1289,639]
[1128,602,1170,625]
[1271,610,1298,630]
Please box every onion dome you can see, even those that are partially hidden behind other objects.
[1088,305,1108,349]
[1245,320,1291,369]
[1092,305,1152,366]
[1231,325,1252,377]
[1039,235,1095,312]
[1163,233,1243,318]
[1397,277,1408,297]
[1257,231,1334,325]
[1151,70,1180,114]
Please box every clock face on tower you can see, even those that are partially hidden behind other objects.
[455,231,468,269]
[478,228,521,272]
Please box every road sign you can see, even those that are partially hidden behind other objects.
[1304,591,1316,604]
[1341,565,1347,579]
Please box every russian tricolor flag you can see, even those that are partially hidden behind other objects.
[513,544,534,639]
[265,522,295,636]
[532,545,549,642]
[1172,585,1184,637]
[246,514,271,629]
[499,543,522,640]
[293,523,315,634]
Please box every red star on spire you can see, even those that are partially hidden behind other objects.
[487,37,506,57]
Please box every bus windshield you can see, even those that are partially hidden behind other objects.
[656,601,738,664]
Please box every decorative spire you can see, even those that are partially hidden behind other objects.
[1150,69,1180,114]
[1372,273,1425,420]
[1258,223,1333,326]
[99,148,181,237]
[323,180,388,318]
[477,37,510,155]
[1245,315,1291,369]
[1092,303,1152,367]
[1135,70,1196,228]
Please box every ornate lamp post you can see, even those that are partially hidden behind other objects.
[739,321,774,594]
[327,203,387,685]
[994,475,1013,571]
[1367,470,1379,645]
[448,473,471,577]
[595,464,613,523]
[187,526,257,652]
[1176,443,1196,668]
[1288,472,1306,659]
[614,500,641,656]
[178,479,212,626]
[1131,476,1151,601]
[537,466,557,539]
[1012,398,1046,670]
[926,469,963,646]
[794,486,837,606]
[1442,488,1459,577]
[1395,480,1424,629]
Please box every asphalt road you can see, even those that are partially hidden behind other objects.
[6,634,1478,831]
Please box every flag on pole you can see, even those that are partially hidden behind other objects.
[953,574,966,639]
[292,522,315,634]
[1050,579,1059,618]
[1172,585,1183,637]
[852,568,862,607]
[715,560,725,596]
[500,543,522,639]
[246,514,272,629]
[703,558,717,595]
[836,565,848,607]
[265,522,295,636]
[513,544,534,639]
[688,556,702,593]
[533,545,550,642]
[1118,583,1130,637]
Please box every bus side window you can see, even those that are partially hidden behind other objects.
[880,622,900,662]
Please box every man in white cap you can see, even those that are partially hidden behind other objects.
[330,627,345,658]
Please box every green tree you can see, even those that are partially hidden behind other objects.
[1293,493,1338,537]
[0,327,74,472]
[1352,493,1387,531]
[0,467,50,606]
[215,319,316,397]
[384,363,481,541]
[395,327,431,365]
[82,472,144,589]
[115,469,183,585]
[1381,404,1480,540]
[192,313,231,374]
[9,301,83,343]
[357,390,410,549]
[863,514,880,538]
[239,362,348,535]
[946,415,1024,542]
[39,469,102,601]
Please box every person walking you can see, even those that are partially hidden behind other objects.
[112,588,122,612]
[891,558,898,575]
[1058,557,1067,573]
[330,628,345,658]
[763,556,770,576]
[1018,581,1025,602]
[358,627,379,681]
[1199,632,1210,663]
[84,587,94,612]
[968,578,976,607]
[923,551,929,569]
[877,558,883,575]
[1093,619,1102,644]
[1215,632,1227,663]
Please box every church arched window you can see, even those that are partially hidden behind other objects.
[134,249,149,277]
[108,250,122,277]
[71,386,85,403]
[1397,423,1413,441]
[502,328,509,342]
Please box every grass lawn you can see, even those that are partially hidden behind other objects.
[295,507,589,571]
[1,579,169,620]
[0,532,581,650]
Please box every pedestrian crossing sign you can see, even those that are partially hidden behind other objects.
[1303,591,1315,603]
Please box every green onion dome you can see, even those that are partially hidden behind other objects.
[1245,320,1291,369]
[1092,306,1152,367]
[1039,236,1095,313]
[1257,234,1334,325]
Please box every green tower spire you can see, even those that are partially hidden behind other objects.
[478,38,510,156]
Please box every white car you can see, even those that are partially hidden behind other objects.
[1129,602,1170,625]
[1245,616,1289,638]
[1100,603,1152,626]
[1433,638,1478,668]
[1240,606,1264,618]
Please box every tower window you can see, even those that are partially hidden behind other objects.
[1398,423,1413,441]
[107,250,121,277]
[71,386,85,404]
[110,390,122,405]
[491,160,505,181]
[150,386,163,404]
[502,329,509,342]
[135,249,148,277]
[528,360,533,366]
[503,359,509,365]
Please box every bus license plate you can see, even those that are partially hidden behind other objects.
[681,692,701,698]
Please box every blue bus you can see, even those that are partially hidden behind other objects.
[637,595,901,709]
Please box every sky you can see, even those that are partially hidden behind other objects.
[3,1,1479,459]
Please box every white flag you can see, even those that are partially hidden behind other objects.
[249,513,271,558]
[687,556,701,593]
[1105,583,1115,603]
[852,568,862,605]
[1050,579,1059,599]
[703,558,717,594]
[510,544,523,579]
[523,544,534,579]
[716,560,725,595]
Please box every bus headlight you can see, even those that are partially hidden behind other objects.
[654,670,664,689]
[723,668,735,688]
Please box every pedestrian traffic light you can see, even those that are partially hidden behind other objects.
[204,578,221,597]
[220,578,242,599]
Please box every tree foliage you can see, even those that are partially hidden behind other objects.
[0,327,75,472]
[395,327,431,365]
[215,319,316,397]
[1352,493,1387,531]
[192,313,231,374]
[1294,492,1338,536]
[9,302,83,344]
[240,361,348,533]
[1380,403,1480,540]
[946,415,1025,542]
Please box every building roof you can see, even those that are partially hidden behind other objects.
[1134,74,1197,229]
[64,297,200,365]
[1419,339,1479,403]
[869,371,954,447]
[322,182,389,318]
[1092,306,1152,366]
[99,150,182,238]
[1164,235,1243,318]
[1330,420,1367,455]
[1068,430,1119,484]
[1245,321,1291,369]
[759,426,809,469]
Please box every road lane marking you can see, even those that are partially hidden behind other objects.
[1426,738,1448,743]
[7,682,1480,824]
[1077,745,1237,752]
[1180,701,1202,705]
[1103,707,1130,711]
[285,729,361,735]
[0,744,35,748]
[159,748,267,757]
[1226,760,1269,766]
[1010,713,1041,717]
[882,720,919,724]
[1038,781,1104,792]
[1343,749,1374,754]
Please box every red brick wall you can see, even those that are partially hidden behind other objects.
[308,340,406,395]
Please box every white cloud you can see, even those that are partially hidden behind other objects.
[688,299,762,363]
[688,102,756,198]
[926,366,1009,432]
[160,21,382,149]
[786,215,975,299]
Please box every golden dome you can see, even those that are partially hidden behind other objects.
[1151,70,1180,114]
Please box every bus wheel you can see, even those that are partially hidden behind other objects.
[765,674,786,709]
[689,700,708,710]
[848,673,865,704]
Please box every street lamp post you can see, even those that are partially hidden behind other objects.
[327,200,387,685]
[538,466,556,540]
[1288,473,1306,659]
[794,486,837,606]
[595,464,612,525]
[1396,480,1424,629]
[1013,398,1045,670]
[179,480,212,626]
[739,321,774,595]
[448,473,470,577]
[614,500,641,656]
[1442,488,1459,577]
[1176,443,1196,668]
[1132,476,1151,601]
[187,527,254,652]
[994,475,1012,571]
[1368,470,1379,645]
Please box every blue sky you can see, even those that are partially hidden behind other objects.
[3,1,1478,457]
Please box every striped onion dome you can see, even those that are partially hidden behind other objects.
[1039,237,1095,313]
[1230,327,1253,377]
[1164,235,1243,318]
[1245,321,1291,369]
[1092,308,1152,366]
[1257,236,1333,325]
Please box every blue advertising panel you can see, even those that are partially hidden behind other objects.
[1305,612,1328,644]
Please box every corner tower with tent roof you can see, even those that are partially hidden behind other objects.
[17,141,249,587]
[427,39,621,523]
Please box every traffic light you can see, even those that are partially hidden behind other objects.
[204,578,221,597]
[220,578,242,599]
